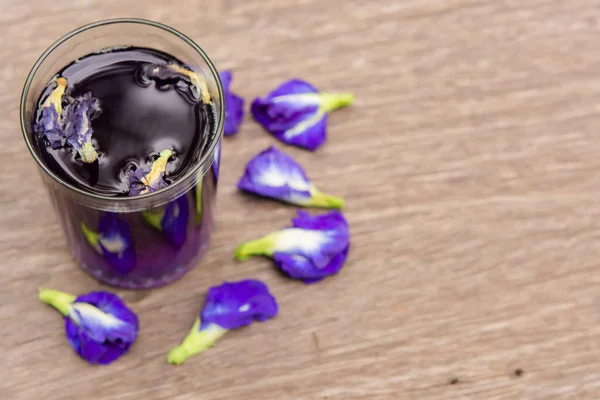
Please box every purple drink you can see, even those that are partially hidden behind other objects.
[20,20,224,289]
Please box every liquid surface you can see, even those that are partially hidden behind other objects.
[33,47,215,196]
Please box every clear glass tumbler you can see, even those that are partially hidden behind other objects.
[20,19,224,289]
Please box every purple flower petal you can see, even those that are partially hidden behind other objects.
[219,70,233,90]
[63,292,138,365]
[128,167,152,196]
[235,210,350,283]
[274,245,349,284]
[237,146,343,208]
[219,70,245,136]
[251,79,353,151]
[97,213,136,275]
[82,213,136,275]
[75,291,139,335]
[35,77,68,148]
[291,209,348,231]
[40,288,138,365]
[128,149,173,196]
[161,194,190,248]
[35,106,64,148]
[63,92,101,163]
[237,146,310,201]
[200,280,278,330]
[166,279,278,365]
[270,79,320,97]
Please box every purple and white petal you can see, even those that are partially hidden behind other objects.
[63,92,101,163]
[35,77,68,148]
[237,146,311,202]
[235,210,350,283]
[160,194,190,248]
[251,79,354,151]
[81,213,136,275]
[128,149,173,196]
[167,279,278,365]
[237,146,343,208]
[96,213,136,275]
[39,288,139,365]
[200,280,279,330]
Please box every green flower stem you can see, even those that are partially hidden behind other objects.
[320,92,354,112]
[39,288,76,316]
[234,234,277,261]
[80,222,101,253]
[79,141,98,164]
[142,208,164,231]
[306,186,344,209]
[167,319,228,365]
[195,174,203,225]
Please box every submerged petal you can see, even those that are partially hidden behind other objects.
[161,195,189,247]
[235,210,350,283]
[237,146,343,208]
[195,172,203,225]
[251,79,354,150]
[167,280,278,365]
[82,213,136,275]
[143,194,190,247]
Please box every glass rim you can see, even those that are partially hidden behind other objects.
[19,17,224,204]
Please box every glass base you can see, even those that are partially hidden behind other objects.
[80,261,193,289]
[78,240,209,289]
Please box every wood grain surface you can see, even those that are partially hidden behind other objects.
[2,0,600,399]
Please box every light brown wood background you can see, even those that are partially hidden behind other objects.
[2,0,600,399]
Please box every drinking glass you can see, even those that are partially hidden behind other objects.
[20,19,224,289]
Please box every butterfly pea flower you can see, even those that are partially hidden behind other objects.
[129,149,173,196]
[34,77,68,148]
[235,210,350,284]
[251,79,354,151]
[219,70,244,136]
[167,279,278,365]
[147,64,211,104]
[237,146,344,209]
[39,288,139,365]
[142,194,189,247]
[81,213,136,275]
[63,92,101,163]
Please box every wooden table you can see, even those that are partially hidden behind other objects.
[2,1,600,399]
